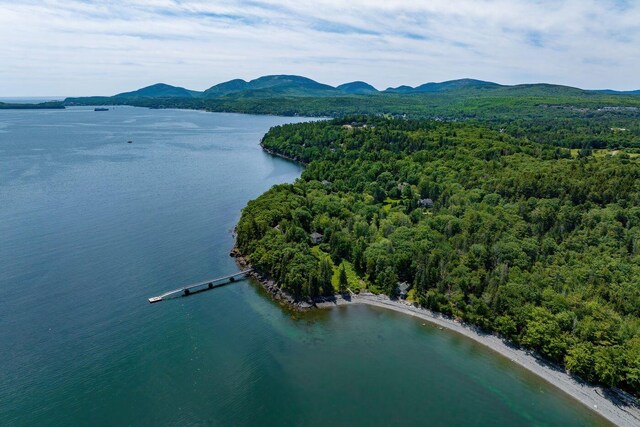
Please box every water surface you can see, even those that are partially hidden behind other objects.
[0,107,607,425]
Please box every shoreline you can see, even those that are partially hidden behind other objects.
[260,143,307,165]
[234,252,640,427]
[318,293,640,427]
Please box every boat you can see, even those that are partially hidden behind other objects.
[94,107,109,111]
[127,140,133,144]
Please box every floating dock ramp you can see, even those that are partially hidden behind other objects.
[148,269,253,303]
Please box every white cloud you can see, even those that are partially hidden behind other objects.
[0,0,638,96]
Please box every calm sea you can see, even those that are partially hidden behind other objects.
[0,107,607,426]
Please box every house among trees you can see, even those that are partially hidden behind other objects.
[418,198,434,208]
[397,282,410,298]
[310,232,324,244]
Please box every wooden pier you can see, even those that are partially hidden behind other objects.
[148,269,253,303]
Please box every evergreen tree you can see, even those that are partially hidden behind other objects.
[319,256,334,295]
[339,264,348,293]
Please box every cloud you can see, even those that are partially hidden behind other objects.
[0,0,638,95]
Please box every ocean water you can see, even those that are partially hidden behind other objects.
[0,107,607,426]
[0,97,64,104]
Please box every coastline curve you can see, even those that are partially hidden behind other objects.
[316,293,640,427]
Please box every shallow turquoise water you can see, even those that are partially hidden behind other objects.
[0,107,607,426]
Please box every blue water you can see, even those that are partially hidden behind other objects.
[0,97,64,104]
[0,107,607,426]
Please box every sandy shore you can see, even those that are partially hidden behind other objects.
[235,252,639,426]
[315,293,640,427]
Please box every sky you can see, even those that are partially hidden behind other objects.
[0,0,639,96]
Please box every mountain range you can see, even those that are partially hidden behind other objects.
[108,75,639,100]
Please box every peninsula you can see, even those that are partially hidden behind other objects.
[234,116,640,425]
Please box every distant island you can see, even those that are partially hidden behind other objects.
[0,101,65,110]
[7,75,639,118]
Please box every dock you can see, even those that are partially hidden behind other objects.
[148,269,253,303]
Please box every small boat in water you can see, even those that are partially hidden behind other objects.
[127,140,133,144]
[94,107,109,111]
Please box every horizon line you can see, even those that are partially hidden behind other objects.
[2,75,639,99]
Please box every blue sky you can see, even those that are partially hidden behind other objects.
[0,0,639,96]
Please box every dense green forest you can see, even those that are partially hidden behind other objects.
[236,117,640,395]
[0,101,64,109]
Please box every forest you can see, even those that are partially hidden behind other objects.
[236,116,640,395]
[0,101,64,109]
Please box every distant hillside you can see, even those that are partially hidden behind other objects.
[115,83,201,99]
[203,79,249,97]
[337,81,379,94]
[386,79,501,93]
[595,89,640,95]
[498,83,589,97]
[69,76,640,102]
[384,85,415,94]
[60,75,640,120]
[204,75,340,98]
